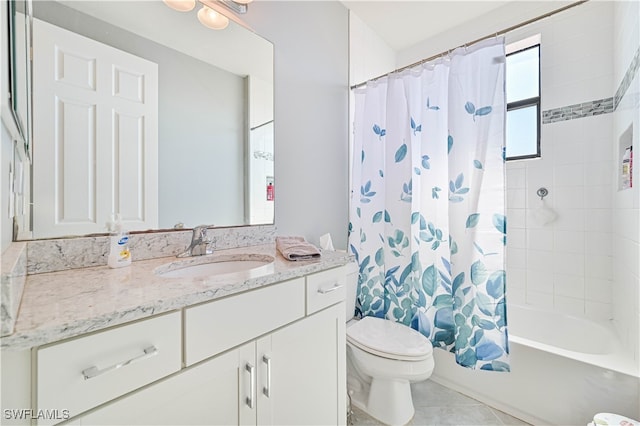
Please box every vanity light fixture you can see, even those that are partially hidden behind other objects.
[218,0,251,13]
[163,0,250,31]
[197,6,229,30]
[163,0,197,12]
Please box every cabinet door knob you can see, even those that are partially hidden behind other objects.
[263,355,272,398]
[81,346,158,380]
[245,363,255,409]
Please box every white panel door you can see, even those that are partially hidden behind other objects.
[32,18,158,238]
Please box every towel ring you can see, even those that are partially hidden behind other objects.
[536,187,549,200]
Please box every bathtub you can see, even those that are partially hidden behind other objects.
[429,304,640,425]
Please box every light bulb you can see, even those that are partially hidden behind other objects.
[163,0,196,12]
[197,6,229,30]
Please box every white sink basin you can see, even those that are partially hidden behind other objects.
[155,255,274,279]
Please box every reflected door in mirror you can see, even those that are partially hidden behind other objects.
[32,19,159,238]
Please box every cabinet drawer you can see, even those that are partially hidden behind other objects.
[306,266,346,315]
[184,278,305,366]
[36,312,181,425]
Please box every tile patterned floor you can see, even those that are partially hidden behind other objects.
[349,380,530,426]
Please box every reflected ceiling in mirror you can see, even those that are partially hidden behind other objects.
[26,0,274,240]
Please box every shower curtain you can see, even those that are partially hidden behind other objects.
[349,38,509,371]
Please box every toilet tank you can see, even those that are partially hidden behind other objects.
[346,261,359,321]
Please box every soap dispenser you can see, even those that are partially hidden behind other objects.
[107,214,131,268]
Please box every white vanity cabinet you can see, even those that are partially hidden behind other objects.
[182,272,346,425]
[40,266,348,426]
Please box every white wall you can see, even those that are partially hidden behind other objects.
[349,13,396,87]
[248,75,275,224]
[612,0,640,362]
[156,52,245,228]
[248,120,274,224]
[244,1,350,249]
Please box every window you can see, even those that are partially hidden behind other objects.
[506,39,540,160]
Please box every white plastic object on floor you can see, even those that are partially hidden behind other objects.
[591,413,640,426]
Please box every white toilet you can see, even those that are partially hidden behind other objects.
[345,264,434,426]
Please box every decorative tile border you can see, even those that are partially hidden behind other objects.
[542,98,614,124]
[542,45,639,124]
[614,45,640,110]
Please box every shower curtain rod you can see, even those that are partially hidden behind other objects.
[350,0,588,90]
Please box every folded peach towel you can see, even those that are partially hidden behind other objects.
[276,236,321,261]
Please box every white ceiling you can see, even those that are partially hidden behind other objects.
[341,1,513,51]
[341,0,571,51]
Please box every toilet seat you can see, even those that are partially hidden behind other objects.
[347,316,433,361]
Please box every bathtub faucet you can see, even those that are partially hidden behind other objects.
[177,225,215,257]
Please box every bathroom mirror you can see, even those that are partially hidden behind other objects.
[4,0,31,159]
[22,0,274,239]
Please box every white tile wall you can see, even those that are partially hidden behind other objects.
[506,111,615,321]
[612,0,640,363]
[554,295,585,316]
[540,2,614,110]
[505,2,618,322]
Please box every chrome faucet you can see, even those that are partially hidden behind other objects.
[177,225,215,257]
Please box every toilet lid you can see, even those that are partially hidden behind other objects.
[347,316,433,361]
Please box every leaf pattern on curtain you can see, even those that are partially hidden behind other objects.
[349,38,509,371]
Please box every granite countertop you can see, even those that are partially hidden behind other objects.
[1,244,353,350]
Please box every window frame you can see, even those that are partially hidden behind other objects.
[506,43,541,161]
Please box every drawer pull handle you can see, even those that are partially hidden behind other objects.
[246,363,255,408]
[318,283,343,294]
[263,355,271,398]
[81,346,158,380]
